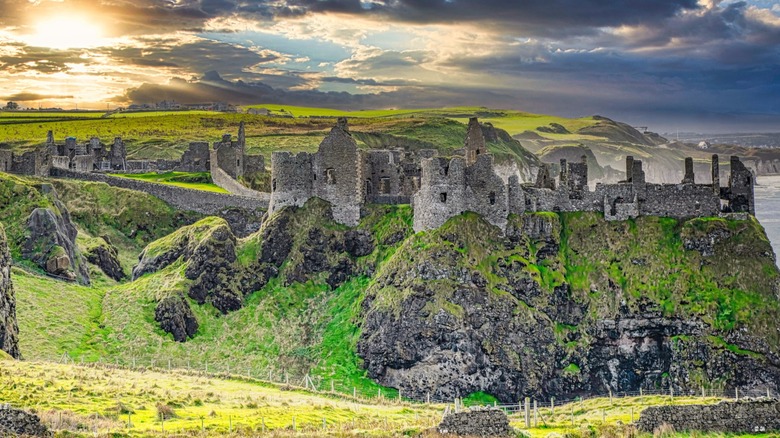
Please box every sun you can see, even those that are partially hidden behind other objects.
[27,16,105,50]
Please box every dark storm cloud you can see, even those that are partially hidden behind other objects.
[0,38,279,78]
[123,71,521,109]
[0,0,701,37]
[1,92,74,101]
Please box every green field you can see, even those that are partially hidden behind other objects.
[0,359,762,437]
[108,172,229,193]
[0,105,605,160]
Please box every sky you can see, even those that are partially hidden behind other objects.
[0,0,779,132]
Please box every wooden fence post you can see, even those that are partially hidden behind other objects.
[524,397,530,428]
[551,397,555,415]
[533,399,538,427]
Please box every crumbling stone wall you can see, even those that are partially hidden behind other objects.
[210,157,267,199]
[365,150,409,204]
[269,151,314,213]
[412,157,466,232]
[0,150,12,172]
[50,169,267,232]
[438,409,512,437]
[215,134,244,179]
[312,118,362,226]
[465,154,509,231]
[178,142,210,172]
[464,117,487,165]
[244,154,265,175]
[637,400,780,434]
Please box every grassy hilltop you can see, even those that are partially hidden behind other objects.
[2,105,780,437]
[0,106,597,163]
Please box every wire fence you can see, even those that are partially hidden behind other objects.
[6,356,779,435]
[50,354,779,408]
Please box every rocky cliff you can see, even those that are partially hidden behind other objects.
[128,197,780,402]
[0,224,20,359]
[356,212,780,402]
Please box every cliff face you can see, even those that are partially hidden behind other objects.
[356,212,780,402]
[0,224,20,359]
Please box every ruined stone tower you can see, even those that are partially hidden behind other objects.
[464,117,486,165]
[238,121,246,148]
[312,117,362,226]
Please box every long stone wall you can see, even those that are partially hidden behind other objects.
[50,168,268,214]
[209,154,270,201]
[637,400,780,434]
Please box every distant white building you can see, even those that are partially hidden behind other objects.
[698,141,711,149]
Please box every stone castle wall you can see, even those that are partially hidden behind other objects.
[50,168,268,214]
[269,151,314,213]
[209,153,269,200]
[637,400,780,434]
[312,121,362,226]
[412,157,467,232]
[465,154,509,231]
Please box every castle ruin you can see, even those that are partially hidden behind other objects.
[269,117,755,232]
[1,117,756,233]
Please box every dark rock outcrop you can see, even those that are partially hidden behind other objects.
[345,230,375,257]
[0,404,50,437]
[22,197,89,284]
[184,223,242,314]
[357,213,780,403]
[155,294,199,342]
[637,400,780,433]
[0,225,20,359]
[83,237,125,281]
[438,409,512,437]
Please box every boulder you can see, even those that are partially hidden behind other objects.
[83,237,125,281]
[0,404,50,437]
[22,201,89,285]
[438,409,512,437]
[154,294,199,342]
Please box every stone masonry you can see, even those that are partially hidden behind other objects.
[266,117,756,231]
[636,399,780,434]
[3,117,758,233]
[438,409,513,437]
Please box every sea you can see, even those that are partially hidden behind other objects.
[755,176,780,267]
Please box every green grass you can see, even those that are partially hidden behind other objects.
[0,360,442,436]
[108,171,229,193]
[0,359,768,437]
[0,105,607,160]
[13,267,106,359]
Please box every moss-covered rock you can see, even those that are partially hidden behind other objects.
[357,211,780,402]
[154,293,198,343]
[22,197,90,285]
[0,224,20,359]
[82,236,125,281]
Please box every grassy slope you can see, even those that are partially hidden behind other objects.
[108,172,229,194]
[0,360,765,437]
[13,200,413,400]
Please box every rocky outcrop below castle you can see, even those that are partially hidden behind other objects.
[356,212,780,402]
[0,225,20,359]
[22,192,90,285]
[637,400,780,434]
[82,236,124,281]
